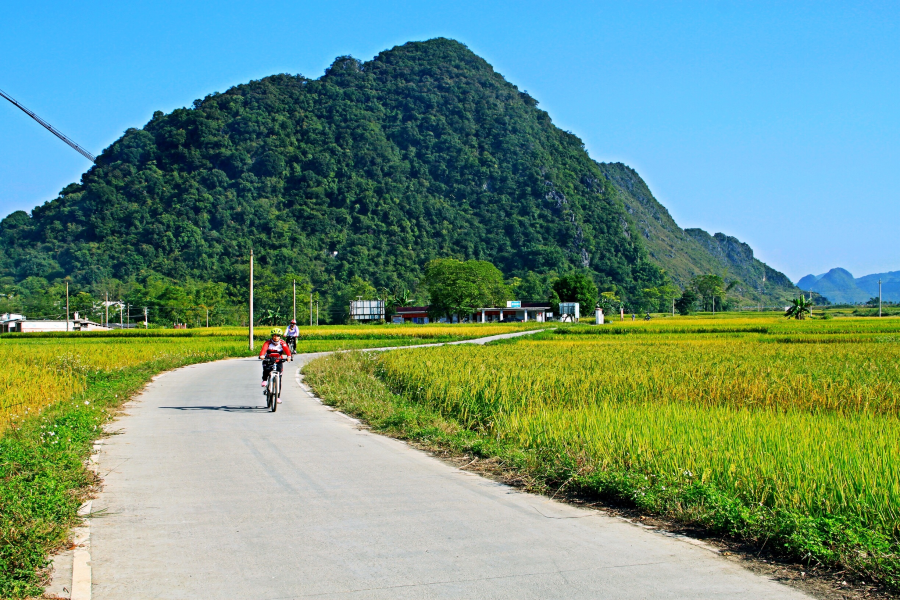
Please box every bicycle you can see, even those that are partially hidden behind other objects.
[286,336,297,354]
[262,356,285,412]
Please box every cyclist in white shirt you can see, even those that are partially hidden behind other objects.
[284,319,300,353]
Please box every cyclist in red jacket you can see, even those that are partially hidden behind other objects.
[259,328,292,402]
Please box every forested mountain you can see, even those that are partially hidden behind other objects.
[0,38,795,322]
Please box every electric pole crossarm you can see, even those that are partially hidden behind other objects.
[0,88,96,162]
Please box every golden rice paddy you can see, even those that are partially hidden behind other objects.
[377,318,900,539]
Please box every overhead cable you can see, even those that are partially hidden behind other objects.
[0,88,96,162]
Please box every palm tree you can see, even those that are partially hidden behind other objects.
[264,308,285,326]
[380,287,414,322]
[785,295,812,320]
[393,287,413,307]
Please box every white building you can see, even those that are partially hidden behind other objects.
[474,301,552,323]
[558,302,580,322]
[349,300,385,322]
[0,312,109,333]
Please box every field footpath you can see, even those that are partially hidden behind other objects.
[50,329,811,599]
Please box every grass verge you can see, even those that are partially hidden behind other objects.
[303,351,900,594]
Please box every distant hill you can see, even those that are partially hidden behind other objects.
[598,163,797,304]
[0,38,796,309]
[796,274,821,290]
[856,271,900,301]
[796,268,900,304]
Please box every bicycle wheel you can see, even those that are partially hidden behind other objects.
[270,373,279,412]
[265,375,274,410]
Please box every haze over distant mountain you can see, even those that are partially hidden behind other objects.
[598,163,796,303]
[0,38,796,305]
[797,268,900,304]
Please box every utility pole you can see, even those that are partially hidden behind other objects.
[127,303,130,327]
[316,299,319,326]
[144,307,148,329]
[879,279,883,317]
[249,249,255,352]
[120,302,123,328]
[65,281,70,332]
[105,291,109,328]
[310,292,313,326]
[293,280,296,322]
[761,273,766,313]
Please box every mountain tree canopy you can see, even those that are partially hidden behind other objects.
[0,38,796,324]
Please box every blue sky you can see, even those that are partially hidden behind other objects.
[1,0,897,281]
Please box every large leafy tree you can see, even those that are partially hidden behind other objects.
[597,290,623,315]
[655,283,680,314]
[423,258,510,318]
[692,274,726,312]
[552,272,598,315]
[675,289,699,315]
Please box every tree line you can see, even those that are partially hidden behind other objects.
[0,258,748,327]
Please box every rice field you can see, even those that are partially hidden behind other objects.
[0,337,246,432]
[0,322,547,341]
[566,315,900,336]
[0,322,549,432]
[370,317,900,573]
[6,315,899,586]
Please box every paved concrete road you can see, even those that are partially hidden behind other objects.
[88,344,810,599]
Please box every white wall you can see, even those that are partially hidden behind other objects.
[18,321,109,332]
[20,321,72,332]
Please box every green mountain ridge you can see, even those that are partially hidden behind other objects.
[597,163,796,304]
[0,38,796,317]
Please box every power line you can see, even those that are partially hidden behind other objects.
[0,88,96,162]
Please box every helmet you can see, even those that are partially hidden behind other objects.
[290,319,296,324]
[270,328,283,337]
